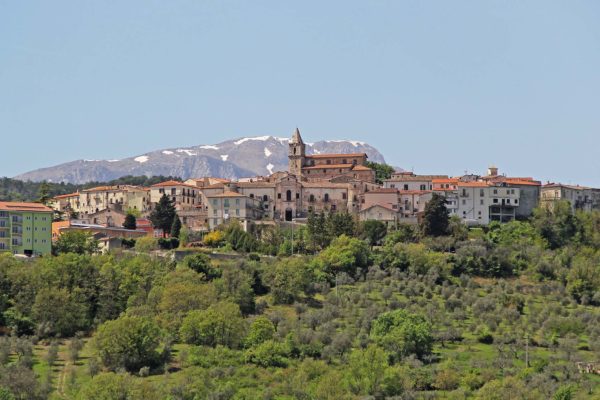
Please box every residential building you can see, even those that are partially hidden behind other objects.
[540,184,600,212]
[149,181,201,211]
[0,202,52,256]
[205,191,264,231]
[384,172,448,191]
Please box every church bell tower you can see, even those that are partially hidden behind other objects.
[288,127,305,177]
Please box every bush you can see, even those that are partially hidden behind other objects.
[204,231,225,247]
[95,316,164,372]
[158,238,179,250]
[245,340,289,367]
[182,253,221,280]
[179,302,245,348]
[245,316,276,348]
[135,236,158,252]
[371,309,433,360]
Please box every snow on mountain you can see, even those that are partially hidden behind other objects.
[14,135,388,184]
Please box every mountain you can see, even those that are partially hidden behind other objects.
[14,136,388,184]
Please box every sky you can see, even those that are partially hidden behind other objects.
[1,1,599,185]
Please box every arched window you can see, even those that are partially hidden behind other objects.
[263,194,268,202]
[286,190,292,202]
[309,194,315,202]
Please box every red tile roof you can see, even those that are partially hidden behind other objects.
[0,202,53,212]
[306,153,367,159]
[53,192,80,199]
[151,180,198,189]
[303,164,354,170]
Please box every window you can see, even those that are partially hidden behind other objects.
[326,160,331,165]
[404,184,409,191]
[420,184,426,190]
[493,189,498,194]
[250,194,254,198]
[171,188,176,195]
[236,209,240,216]
[296,193,300,199]
[342,193,347,200]
[493,199,498,204]
[324,193,330,202]
[263,195,268,202]
[480,189,484,197]
[309,194,315,202]
[278,193,281,199]
[480,199,484,205]
[462,199,466,205]
[390,184,395,189]
[235,199,240,206]
[286,190,292,202]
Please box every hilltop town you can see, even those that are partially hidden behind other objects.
[1,128,597,257]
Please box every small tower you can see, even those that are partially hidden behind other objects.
[487,165,499,177]
[288,127,305,177]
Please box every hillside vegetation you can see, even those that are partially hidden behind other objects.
[0,201,599,399]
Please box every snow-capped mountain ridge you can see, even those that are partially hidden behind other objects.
[14,135,387,184]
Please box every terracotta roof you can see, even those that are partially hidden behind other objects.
[53,192,80,199]
[501,178,541,186]
[151,180,198,189]
[0,201,53,212]
[457,182,490,187]
[352,165,373,171]
[432,178,459,184]
[305,153,367,159]
[303,164,354,170]
[84,186,118,192]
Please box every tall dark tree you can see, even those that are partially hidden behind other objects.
[149,194,176,237]
[171,215,182,238]
[307,211,327,251]
[327,211,356,239]
[37,182,51,205]
[360,220,388,248]
[122,213,137,230]
[421,193,450,236]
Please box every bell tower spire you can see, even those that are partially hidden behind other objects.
[288,127,305,177]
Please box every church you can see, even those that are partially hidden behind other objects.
[288,128,376,183]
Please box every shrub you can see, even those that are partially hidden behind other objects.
[95,316,163,372]
[371,309,433,360]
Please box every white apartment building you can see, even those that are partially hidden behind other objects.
[456,182,520,225]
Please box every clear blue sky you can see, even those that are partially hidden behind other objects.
[1,1,599,185]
